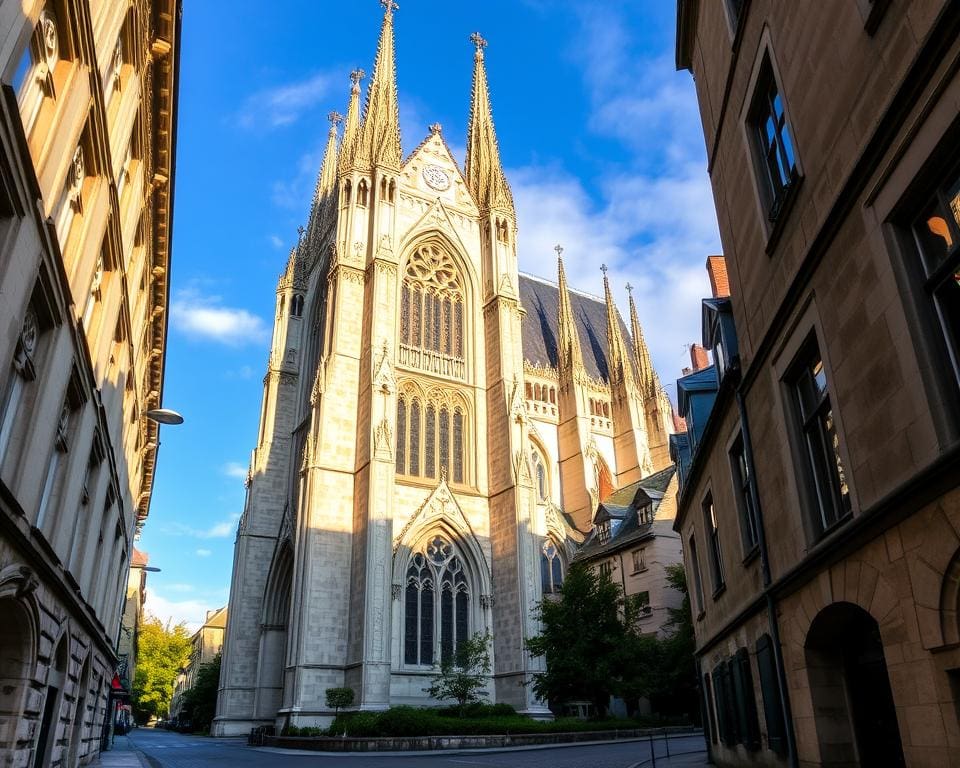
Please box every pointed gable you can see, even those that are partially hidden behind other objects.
[400,127,477,213]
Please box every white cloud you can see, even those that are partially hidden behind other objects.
[170,287,269,347]
[163,513,240,540]
[222,462,248,479]
[238,71,339,130]
[269,234,285,249]
[167,583,195,593]
[143,589,210,633]
[196,549,212,557]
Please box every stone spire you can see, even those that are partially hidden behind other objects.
[464,32,514,212]
[627,283,658,399]
[556,245,583,375]
[601,265,632,387]
[305,112,342,252]
[338,69,364,175]
[357,1,402,171]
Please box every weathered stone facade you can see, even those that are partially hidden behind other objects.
[675,1,960,766]
[214,9,674,736]
[0,0,180,765]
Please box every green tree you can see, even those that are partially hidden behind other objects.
[655,563,699,720]
[131,616,191,723]
[325,687,354,718]
[425,632,492,716]
[526,563,629,715]
[179,652,221,733]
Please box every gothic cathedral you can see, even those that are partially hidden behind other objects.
[214,6,674,735]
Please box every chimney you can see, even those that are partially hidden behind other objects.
[706,255,730,298]
[690,344,710,371]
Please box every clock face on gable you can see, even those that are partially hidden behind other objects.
[421,164,451,192]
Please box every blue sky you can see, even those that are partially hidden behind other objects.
[140,0,721,629]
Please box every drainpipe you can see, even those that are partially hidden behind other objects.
[735,385,798,768]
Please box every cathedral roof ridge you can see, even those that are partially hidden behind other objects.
[517,270,606,304]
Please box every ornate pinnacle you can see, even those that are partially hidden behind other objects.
[429,122,442,134]
[380,0,398,12]
[470,32,488,52]
[328,111,343,126]
[350,68,365,88]
[297,225,306,244]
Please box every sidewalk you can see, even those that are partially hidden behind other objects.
[628,754,710,767]
[90,735,146,768]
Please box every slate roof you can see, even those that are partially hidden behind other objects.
[574,464,677,561]
[518,273,632,382]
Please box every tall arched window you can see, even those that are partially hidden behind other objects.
[397,386,469,486]
[541,539,564,594]
[531,447,548,502]
[404,535,472,666]
[399,243,466,379]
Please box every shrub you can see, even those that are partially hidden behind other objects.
[325,687,355,718]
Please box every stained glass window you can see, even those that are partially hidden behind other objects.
[454,301,464,357]
[439,407,450,479]
[396,398,406,474]
[404,537,471,667]
[423,295,433,350]
[412,286,422,347]
[400,286,410,345]
[409,400,421,476]
[432,295,442,351]
[425,404,436,479]
[453,409,464,484]
[442,298,452,355]
[541,540,563,594]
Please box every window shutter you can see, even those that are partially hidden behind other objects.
[713,662,729,746]
[756,634,787,754]
[736,648,762,750]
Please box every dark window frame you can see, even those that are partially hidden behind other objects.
[702,492,726,597]
[785,335,852,539]
[729,433,760,559]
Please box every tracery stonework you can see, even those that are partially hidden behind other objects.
[216,5,674,736]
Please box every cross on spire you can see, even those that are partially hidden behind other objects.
[625,282,633,294]
[554,244,564,258]
[600,263,608,275]
[328,111,343,126]
[380,0,398,13]
[470,32,488,52]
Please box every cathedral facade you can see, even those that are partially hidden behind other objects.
[214,7,673,735]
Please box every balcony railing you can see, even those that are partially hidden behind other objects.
[398,344,465,380]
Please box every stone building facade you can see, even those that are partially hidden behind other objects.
[675,1,960,766]
[214,7,674,735]
[170,607,226,721]
[0,0,179,764]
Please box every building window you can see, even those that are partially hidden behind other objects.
[637,590,652,617]
[540,539,563,594]
[531,448,548,501]
[597,520,611,545]
[756,634,787,755]
[396,388,468,485]
[81,253,106,331]
[631,548,646,573]
[749,56,798,222]
[713,651,760,750]
[788,338,851,536]
[704,673,719,744]
[911,164,960,387]
[399,243,466,379]
[404,536,471,666]
[688,534,705,616]
[55,143,87,248]
[703,494,725,595]
[729,434,760,555]
[15,6,66,137]
[290,294,304,317]
[598,561,613,578]
[36,398,72,530]
[0,307,43,464]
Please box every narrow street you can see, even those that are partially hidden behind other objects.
[125,727,707,768]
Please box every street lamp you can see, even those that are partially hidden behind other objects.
[145,408,184,425]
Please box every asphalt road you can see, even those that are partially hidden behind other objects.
[127,727,707,767]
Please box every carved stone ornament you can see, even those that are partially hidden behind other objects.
[15,566,39,599]
[374,418,393,460]
[392,583,402,600]
[514,449,532,487]
[310,356,327,406]
[14,308,40,378]
[55,402,70,452]
[373,341,395,394]
[393,477,484,566]
[39,10,59,71]
[479,594,495,610]
[510,376,526,424]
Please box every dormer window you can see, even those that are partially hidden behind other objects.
[597,520,611,545]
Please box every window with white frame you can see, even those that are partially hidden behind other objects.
[631,547,647,573]
[540,539,564,594]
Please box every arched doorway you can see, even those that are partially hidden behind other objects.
[253,543,293,721]
[0,597,34,757]
[805,601,905,767]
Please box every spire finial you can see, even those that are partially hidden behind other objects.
[600,263,608,275]
[380,0,398,13]
[328,110,343,126]
[429,122,442,134]
[350,68,365,89]
[471,32,488,53]
[625,282,633,294]
[554,244,564,259]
